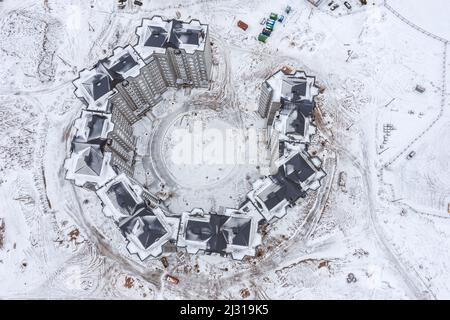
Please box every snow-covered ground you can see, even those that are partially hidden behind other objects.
[0,0,449,299]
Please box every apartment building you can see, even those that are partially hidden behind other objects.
[257,70,319,124]
[246,69,325,222]
[70,17,214,187]
[134,16,212,88]
[67,16,215,260]
[97,174,174,260]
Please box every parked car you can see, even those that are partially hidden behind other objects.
[265,23,274,31]
[259,18,267,25]
[160,257,169,268]
[237,20,249,31]
[262,28,272,36]
[278,15,285,23]
[285,6,292,14]
[331,3,339,11]
[166,275,179,285]
[344,1,352,9]
[407,151,416,159]
[328,1,334,6]
[258,33,268,43]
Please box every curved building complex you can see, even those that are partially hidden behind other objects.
[65,16,325,261]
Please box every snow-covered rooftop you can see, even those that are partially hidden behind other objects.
[177,208,262,260]
[73,45,145,112]
[97,174,173,260]
[135,16,208,60]
[64,110,117,188]
[266,70,319,105]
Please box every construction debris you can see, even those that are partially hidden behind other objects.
[240,288,251,298]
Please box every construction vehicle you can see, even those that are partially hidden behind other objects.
[262,28,272,37]
[237,20,249,31]
[266,20,275,31]
[258,33,268,43]
[165,274,179,285]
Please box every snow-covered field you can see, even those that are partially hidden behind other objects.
[0,0,449,299]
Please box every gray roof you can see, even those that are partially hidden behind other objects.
[186,220,215,242]
[296,100,315,117]
[137,216,166,248]
[107,53,139,79]
[222,218,252,246]
[185,214,252,254]
[144,25,170,47]
[86,114,107,141]
[291,82,307,98]
[263,173,305,210]
[77,49,140,103]
[120,207,167,249]
[82,73,112,101]
[143,19,203,50]
[106,181,139,215]
[285,106,306,136]
[284,153,315,183]
[74,145,104,176]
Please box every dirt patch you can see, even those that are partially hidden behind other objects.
[124,276,134,289]
[318,260,330,269]
[240,288,251,299]
[68,228,80,241]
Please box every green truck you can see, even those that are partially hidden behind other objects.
[258,33,268,43]
[270,12,278,20]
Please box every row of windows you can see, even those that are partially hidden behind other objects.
[111,155,133,176]
[109,127,134,150]
[108,139,133,162]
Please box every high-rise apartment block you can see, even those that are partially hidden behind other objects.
[67,16,213,188]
